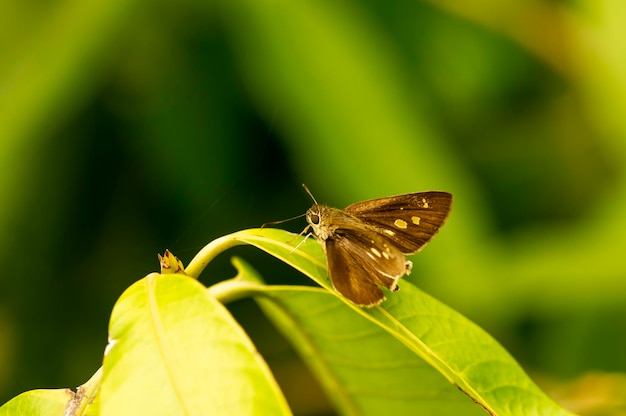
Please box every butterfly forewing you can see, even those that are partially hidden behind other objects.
[343,191,452,254]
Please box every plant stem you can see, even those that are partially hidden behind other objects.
[207,278,265,304]
[184,231,248,279]
[65,366,103,415]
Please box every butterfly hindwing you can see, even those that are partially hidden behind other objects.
[325,232,406,306]
[337,230,407,282]
[325,238,384,306]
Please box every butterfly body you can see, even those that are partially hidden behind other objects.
[305,191,452,307]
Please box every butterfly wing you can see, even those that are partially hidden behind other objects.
[343,192,452,254]
[325,231,408,307]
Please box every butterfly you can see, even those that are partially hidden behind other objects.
[302,187,452,307]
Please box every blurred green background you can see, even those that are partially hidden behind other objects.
[2,0,626,414]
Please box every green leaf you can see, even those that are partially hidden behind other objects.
[0,389,73,416]
[216,228,575,416]
[231,257,485,416]
[185,228,328,284]
[98,273,291,416]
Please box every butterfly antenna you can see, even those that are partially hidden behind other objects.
[302,183,318,204]
[261,212,306,228]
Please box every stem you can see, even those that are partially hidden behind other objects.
[65,366,103,415]
[207,279,266,304]
[184,232,248,279]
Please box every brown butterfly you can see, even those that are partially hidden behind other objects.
[302,187,452,307]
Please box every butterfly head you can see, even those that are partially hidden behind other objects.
[305,204,333,241]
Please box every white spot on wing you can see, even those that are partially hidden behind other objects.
[394,219,408,229]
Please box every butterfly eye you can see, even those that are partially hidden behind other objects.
[309,213,320,224]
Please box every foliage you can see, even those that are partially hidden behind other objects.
[1,229,574,415]
[1,0,626,414]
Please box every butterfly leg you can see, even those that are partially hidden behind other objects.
[405,260,413,275]
[289,225,312,253]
